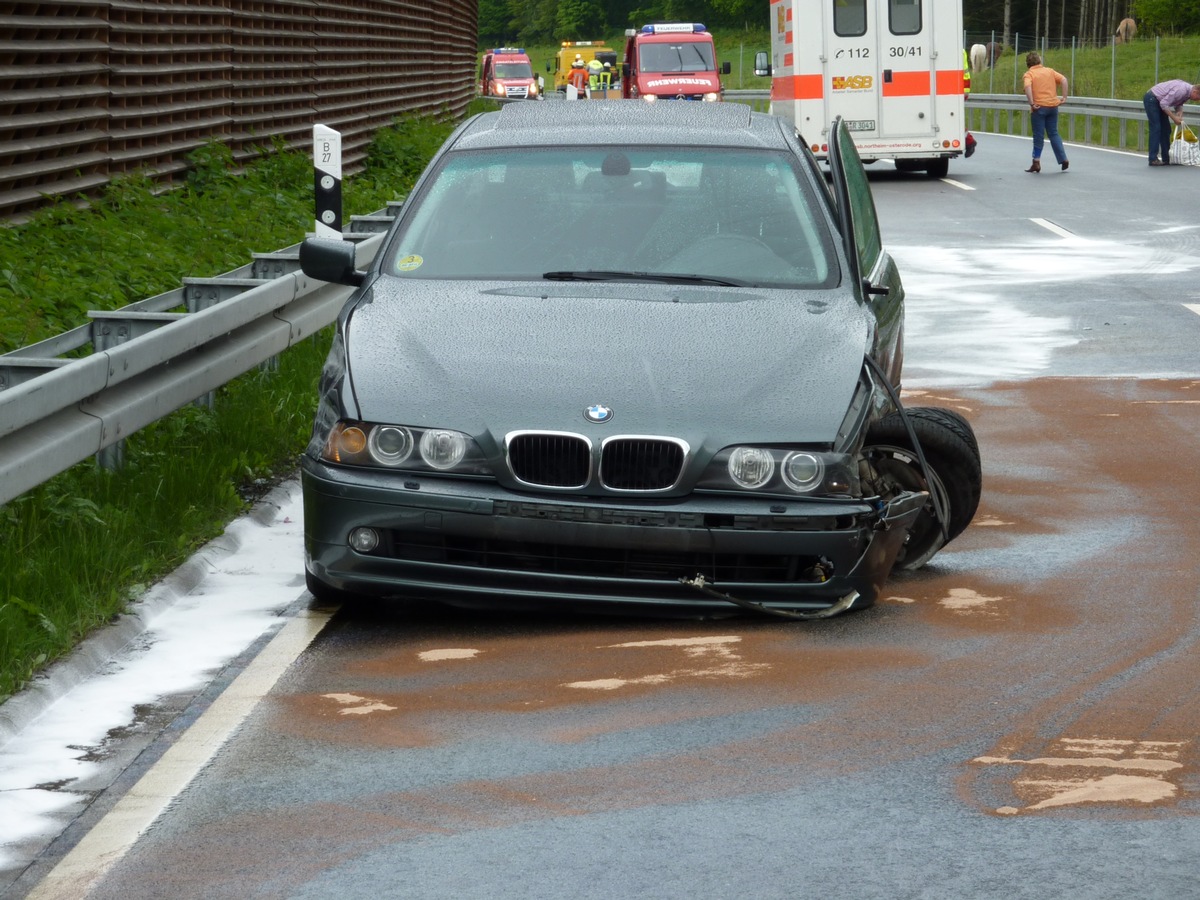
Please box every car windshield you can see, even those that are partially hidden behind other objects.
[639,41,716,72]
[494,62,532,79]
[386,146,836,288]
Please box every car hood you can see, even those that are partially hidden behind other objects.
[344,279,871,447]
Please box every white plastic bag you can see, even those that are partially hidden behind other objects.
[1171,124,1200,166]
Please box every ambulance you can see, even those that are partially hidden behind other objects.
[754,0,967,177]
[621,23,731,102]
[479,47,538,100]
[549,41,618,93]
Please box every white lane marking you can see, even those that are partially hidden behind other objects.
[941,178,975,191]
[1184,303,1200,316]
[24,608,332,900]
[1030,217,1076,239]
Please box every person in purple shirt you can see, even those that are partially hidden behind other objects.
[1144,79,1200,165]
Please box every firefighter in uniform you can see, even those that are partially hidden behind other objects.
[587,58,603,91]
[567,57,589,97]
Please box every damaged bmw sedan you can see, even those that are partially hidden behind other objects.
[298,101,981,619]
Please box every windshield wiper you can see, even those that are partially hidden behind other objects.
[542,270,749,287]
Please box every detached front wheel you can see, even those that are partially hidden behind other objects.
[864,406,981,571]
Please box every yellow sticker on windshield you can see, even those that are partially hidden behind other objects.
[397,254,423,272]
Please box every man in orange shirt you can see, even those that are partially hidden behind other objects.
[1023,52,1069,173]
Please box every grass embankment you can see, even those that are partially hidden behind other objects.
[0,113,462,701]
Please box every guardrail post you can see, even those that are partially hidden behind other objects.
[91,317,130,470]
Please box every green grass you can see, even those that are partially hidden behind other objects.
[971,35,1200,100]
[0,111,471,701]
[964,38,1200,152]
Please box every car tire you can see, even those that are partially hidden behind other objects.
[865,406,981,571]
[906,405,980,462]
[925,157,950,178]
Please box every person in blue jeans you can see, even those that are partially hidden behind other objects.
[1144,80,1200,165]
[1022,52,1069,173]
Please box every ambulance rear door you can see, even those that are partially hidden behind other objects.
[826,0,938,151]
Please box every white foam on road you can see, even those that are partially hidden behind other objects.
[892,232,1200,387]
[0,482,310,874]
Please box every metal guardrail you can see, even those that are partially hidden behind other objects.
[966,93,1149,152]
[0,206,400,507]
[727,89,1148,153]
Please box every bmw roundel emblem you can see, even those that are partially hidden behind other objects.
[584,404,614,424]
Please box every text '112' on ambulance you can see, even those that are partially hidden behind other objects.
[754,0,967,178]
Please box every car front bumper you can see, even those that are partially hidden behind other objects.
[301,460,926,617]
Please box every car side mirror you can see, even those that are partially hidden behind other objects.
[721,61,731,75]
[754,51,771,77]
[300,238,365,287]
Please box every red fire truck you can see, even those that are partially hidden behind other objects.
[622,23,731,102]
[479,47,539,101]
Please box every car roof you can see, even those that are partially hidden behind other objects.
[451,101,791,152]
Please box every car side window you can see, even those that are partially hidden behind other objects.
[835,124,883,275]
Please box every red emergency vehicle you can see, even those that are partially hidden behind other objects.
[479,47,539,101]
[622,23,731,102]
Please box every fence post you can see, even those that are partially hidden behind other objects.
[1110,37,1116,99]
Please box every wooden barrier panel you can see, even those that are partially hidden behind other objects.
[0,0,476,222]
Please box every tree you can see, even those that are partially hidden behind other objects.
[556,0,608,39]
[478,0,512,45]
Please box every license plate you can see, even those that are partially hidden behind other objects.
[845,119,876,132]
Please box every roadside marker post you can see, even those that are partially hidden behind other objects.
[313,125,343,239]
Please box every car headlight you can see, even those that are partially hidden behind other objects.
[781,452,824,492]
[700,447,859,497]
[728,447,775,489]
[420,428,468,470]
[322,421,491,475]
[703,92,720,102]
[642,94,658,103]
[367,425,414,466]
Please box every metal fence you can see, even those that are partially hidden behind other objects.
[0,0,477,222]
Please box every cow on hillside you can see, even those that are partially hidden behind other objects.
[1115,18,1136,44]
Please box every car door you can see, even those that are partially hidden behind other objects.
[826,116,905,385]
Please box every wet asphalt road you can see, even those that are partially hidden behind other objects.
[11,133,1200,899]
